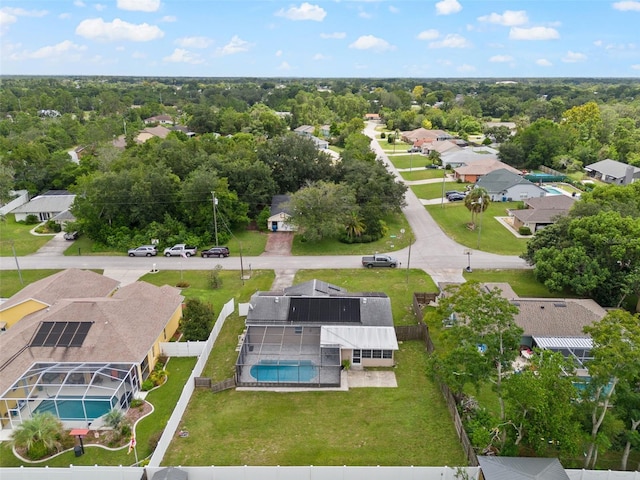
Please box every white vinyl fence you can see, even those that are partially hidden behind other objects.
[160,341,206,357]
[148,298,235,467]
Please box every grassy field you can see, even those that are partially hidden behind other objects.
[426,202,528,256]
[411,182,468,200]
[0,217,52,256]
[291,213,412,255]
[399,169,445,181]
[461,269,574,298]
[162,341,466,467]
[387,154,431,170]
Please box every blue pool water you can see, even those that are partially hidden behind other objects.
[543,186,563,195]
[34,397,114,420]
[250,360,317,382]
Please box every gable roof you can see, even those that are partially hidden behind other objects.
[0,269,120,313]
[11,191,75,214]
[270,195,291,216]
[524,195,576,210]
[0,280,184,396]
[475,169,543,194]
[402,128,451,142]
[284,279,347,296]
[454,158,520,176]
[585,158,640,179]
[478,456,570,480]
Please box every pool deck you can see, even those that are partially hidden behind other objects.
[236,369,397,392]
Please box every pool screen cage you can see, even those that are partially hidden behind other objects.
[1,362,138,429]
[236,325,341,387]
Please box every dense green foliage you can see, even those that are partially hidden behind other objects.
[181,297,215,341]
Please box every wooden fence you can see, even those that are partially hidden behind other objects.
[194,376,236,392]
[411,292,478,467]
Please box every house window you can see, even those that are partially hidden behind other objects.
[383,350,392,359]
[294,326,303,334]
[361,349,372,359]
[373,350,382,359]
[353,349,361,364]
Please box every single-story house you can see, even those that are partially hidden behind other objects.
[293,126,329,149]
[474,169,547,201]
[293,125,315,136]
[236,279,399,388]
[171,125,196,137]
[584,159,640,185]
[0,270,184,431]
[364,113,381,122]
[267,195,296,232]
[144,115,174,125]
[10,190,75,223]
[478,456,570,480]
[0,269,119,330]
[510,195,576,232]
[422,139,461,157]
[319,124,331,138]
[136,125,172,143]
[484,283,606,374]
[453,158,518,182]
[401,128,452,144]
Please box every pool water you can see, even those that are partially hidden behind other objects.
[250,360,317,382]
[34,397,114,420]
[543,186,563,195]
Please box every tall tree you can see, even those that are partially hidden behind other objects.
[464,187,490,229]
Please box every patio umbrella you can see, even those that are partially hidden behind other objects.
[151,467,188,480]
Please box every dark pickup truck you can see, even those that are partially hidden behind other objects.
[361,254,399,268]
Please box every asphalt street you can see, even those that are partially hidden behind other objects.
[0,123,529,286]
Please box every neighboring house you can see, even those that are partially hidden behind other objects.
[474,169,547,201]
[319,124,331,138]
[171,125,196,137]
[311,135,329,149]
[453,158,520,183]
[510,195,576,232]
[0,270,184,430]
[144,115,174,125]
[136,125,172,143]
[0,189,28,216]
[236,279,398,388]
[422,139,461,158]
[10,190,75,223]
[584,159,640,185]
[484,282,606,376]
[293,125,315,136]
[401,128,452,144]
[268,195,296,232]
[478,456,570,480]
[364,113,380,122]
[0,269,119,330]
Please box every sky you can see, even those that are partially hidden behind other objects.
[1,0,640,78]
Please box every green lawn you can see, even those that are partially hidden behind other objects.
[0,270,63,297]
[461,269,575,298]
[399,169,445,181]
[291,214,412,255]
[0,217,52,256]
[162,341,466,467]
[411,182,467,200]
[426,202,528,255]
[388,154,429,170]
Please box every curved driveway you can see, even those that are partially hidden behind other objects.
[0,124,527,285]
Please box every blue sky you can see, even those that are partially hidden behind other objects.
[2,0,640,77]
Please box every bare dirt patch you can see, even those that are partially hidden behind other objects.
[262,232,293,256]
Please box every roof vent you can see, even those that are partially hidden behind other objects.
[274,297,279,303]
[540,305,545,309]
[362,298,367,304]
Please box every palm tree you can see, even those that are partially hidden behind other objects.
[104,408,125,430]
[464,187,490,229]
[344,211,366,240]
[11,412,64,458]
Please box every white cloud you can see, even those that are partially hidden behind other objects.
[435,0,462,15]
[115,46,125,51]
[175,36,212,48]
[0,10,17,27]
[59,13,71,19]
[478,10,528,26]
[14,40,87,60]
[278,61,292,70]
[163,48,204,64]
[536,58,553,66]
[76,18,164,42]
[632,64,640,70]
[117,0,161,12]
[389,6,399,13]
[417,29,439,40]
[428,33,471,48]
[359,10,373,19]
[320,32,345,39]
[215,35,253,56]
[593,40,603,47]
[275,50,283,57]
[349,35,395,52]
[95,4,107,11]
[613,1,640,11]
[457,64,476,73]
[509,26,559,40]
[275,3,326,21]
[74,1,86,7]
[2,7,47,17]
[161,15,176,22]
[313,53,330,60]
[562,51,587,62]
[132,51,147,59]
[489,55,513,62]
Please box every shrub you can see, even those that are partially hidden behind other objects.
[380,132,386,139]
[120,423,132,438]
[104,409,125,430]
[130,399,143,409]
[208,264,224,289]
[141,379,154,391]
[518,226,532,236]
[25,214,39,225]
[176,281,190,288]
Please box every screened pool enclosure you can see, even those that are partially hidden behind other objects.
[236,326,342,387]
[1,362,138,429]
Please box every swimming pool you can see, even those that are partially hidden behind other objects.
[543,186,563,195]
[250,360,317,383]
[34,397,115,421]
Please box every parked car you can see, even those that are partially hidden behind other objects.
[445,190,465,199]
[63,231,79,241]
[128,245,158,257]
[201,246,230,258]
[407,146,421,153]
[361,254,399,268]
[163,244,198,257]
[447,193,466,202]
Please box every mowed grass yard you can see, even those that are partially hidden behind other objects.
[426,202,527,256]
[399,169,445,182]
[0,217,52,256]
[411,182,469,200]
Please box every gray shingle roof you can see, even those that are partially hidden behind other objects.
[475,168,541,193]
[585,158,640,179]
[11,193,75,214]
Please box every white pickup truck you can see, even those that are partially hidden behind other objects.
[163,244,198,257]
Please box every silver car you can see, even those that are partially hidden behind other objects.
[128,245,158,257]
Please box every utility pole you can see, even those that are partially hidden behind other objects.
[211,192,218,246]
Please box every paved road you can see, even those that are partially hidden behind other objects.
[0,124,528,286]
